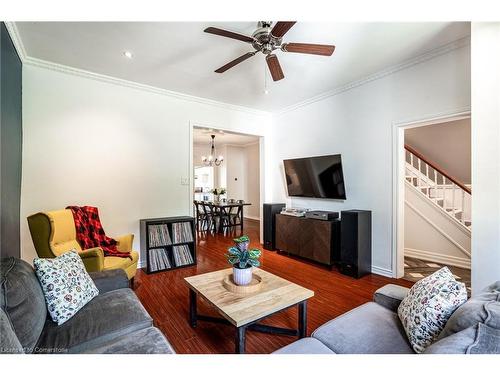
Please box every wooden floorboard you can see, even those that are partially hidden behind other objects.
[134,219,413,354]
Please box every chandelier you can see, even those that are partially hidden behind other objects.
[201,134,224,167]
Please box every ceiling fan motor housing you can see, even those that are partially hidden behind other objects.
[252,21,282,54]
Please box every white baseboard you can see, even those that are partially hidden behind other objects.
[371,265,394,278]
[405,247,471,269]
[244,215,260,221]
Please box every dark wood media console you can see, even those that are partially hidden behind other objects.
[275,214,340,266]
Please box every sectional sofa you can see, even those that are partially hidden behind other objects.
[275,283,500,354]
[0,257,174,354]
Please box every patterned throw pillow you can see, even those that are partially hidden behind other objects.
[33,250,99,325]
[398,267,467,353]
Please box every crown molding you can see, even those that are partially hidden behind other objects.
[24,56,271,116]
[6,21,470,117]
[4,22,269,117]
[275,35,471,116]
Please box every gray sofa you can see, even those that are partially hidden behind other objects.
[275,282,500,354]
[1,257,175,354]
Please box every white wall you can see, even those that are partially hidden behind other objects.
[224,145,246,201]
[244,142,260,219]
[21,65,271,265]
[471,23,500,293]
[405,118,471,184]
[218,143,261,219]
[268,44,471,276]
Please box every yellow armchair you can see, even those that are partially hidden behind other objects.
[27,209,138,280]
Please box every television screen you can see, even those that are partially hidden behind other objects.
[283,154,346,199]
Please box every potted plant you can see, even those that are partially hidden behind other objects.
[226,235,261,286]
[211,187,227,203]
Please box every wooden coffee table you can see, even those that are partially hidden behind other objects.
[184,268,314,353]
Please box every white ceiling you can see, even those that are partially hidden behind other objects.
[15,22,470,111]
[193,127,259,146]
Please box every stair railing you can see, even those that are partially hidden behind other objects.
[405,145,471,229]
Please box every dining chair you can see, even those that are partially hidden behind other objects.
[203,202,219,233]
[193,200,208,231]
[229,205,244,230]
[218,205,236,233]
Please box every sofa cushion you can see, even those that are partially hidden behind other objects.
[312,302,413,354]
[425,323,500,354]
[0,308,24,354]
[0,257,47,353]
[35,288,152,353]
[88,269,129,294]
[34,250,99,325]
[398,267,467,353]
[80,327,175,354]
[373,284,409,312]
[273,337,335,354]
[439,281,500,339]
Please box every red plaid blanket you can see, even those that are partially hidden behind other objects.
[67,206,130,258]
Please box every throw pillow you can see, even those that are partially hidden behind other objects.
[439,281,500,339]
[33,250,99,325]
[398,267,467,353]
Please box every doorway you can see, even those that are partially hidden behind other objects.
[190,124,264,240]
[393,111,471,291]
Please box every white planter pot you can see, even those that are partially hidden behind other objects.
[233,266,253,286]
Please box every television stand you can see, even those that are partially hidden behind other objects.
[275,214,340,266]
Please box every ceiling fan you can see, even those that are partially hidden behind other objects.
[204,21,335,82]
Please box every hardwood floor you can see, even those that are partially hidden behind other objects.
[134,219,413,354]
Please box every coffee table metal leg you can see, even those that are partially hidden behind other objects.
[189,289,197,328]
[298,300,307,338]
[236,326,246,354]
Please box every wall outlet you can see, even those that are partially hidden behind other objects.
[181,177,189,185]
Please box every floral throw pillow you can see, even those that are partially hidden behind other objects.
[398,267,467,353]
[33,250,99,325]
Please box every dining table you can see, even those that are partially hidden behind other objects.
[199,200,252,232]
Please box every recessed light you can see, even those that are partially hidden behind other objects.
[123,51,133,59]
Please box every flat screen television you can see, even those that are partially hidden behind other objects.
[283,154,346,199]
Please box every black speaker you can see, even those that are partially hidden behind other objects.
[339,210,372,278]
[263,203,286,250]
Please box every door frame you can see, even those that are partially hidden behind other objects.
[391,109,471,278]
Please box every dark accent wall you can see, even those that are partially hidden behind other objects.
[0,23,22,258]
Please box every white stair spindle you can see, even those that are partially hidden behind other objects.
[461,190,465,223]
[417,158,421,187]
[425,163,429,182]
[452,184,456,218]
[442,175,446,209]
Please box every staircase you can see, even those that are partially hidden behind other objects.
[405,145,471,231]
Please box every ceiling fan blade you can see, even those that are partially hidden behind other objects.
[270,21,296,38]
[204,27,254,43]
[282,43,335,56]
[266,54,284,81]
[215,52,257,73]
